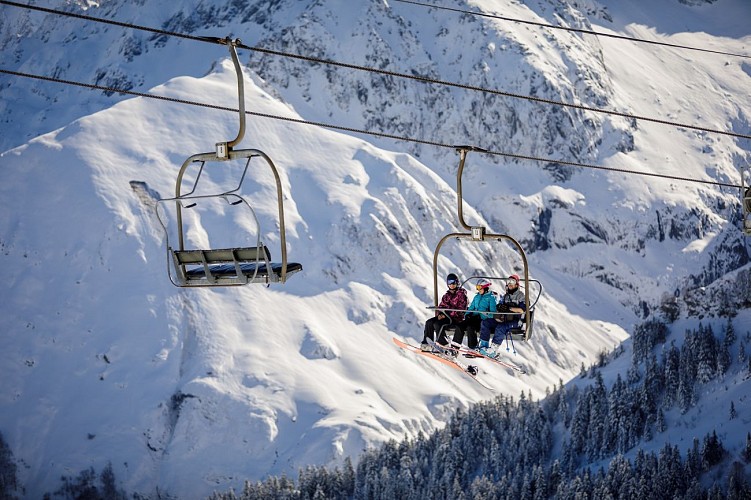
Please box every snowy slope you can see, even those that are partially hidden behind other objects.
[1,0,750,497]
[0,60,625,497]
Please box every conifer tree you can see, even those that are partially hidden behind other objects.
[627,363,641,385]
[739,341,747,363]
[341,457,355,498]
[559,439,577,478]
[644,354,663,401]
[656,409,667,433]
[99,463,126,500]
[707,482,725,500]
[701,431,726,469]
[718,322,733,376]
[686,437,702,477]
[0,431,19,499]
[695,324,718,384]
[742,433,751,463]
[724,319,736,344]
[531,465,548,500]
[547,460,562,495]
[469,475,498,499]
[684,478,705,500]
[643,413,654,442]
[662,343,680,407]
[726,461,751,500]
[569,391,590,455]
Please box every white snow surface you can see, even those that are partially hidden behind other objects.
[0,0,750,497]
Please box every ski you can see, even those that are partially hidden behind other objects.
[392,337,492,390]
[444,341,527,374]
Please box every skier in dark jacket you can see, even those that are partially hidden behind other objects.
[478,274,526,355]
[421,273,468,349]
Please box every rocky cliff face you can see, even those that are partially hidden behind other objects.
[246,0,634,172]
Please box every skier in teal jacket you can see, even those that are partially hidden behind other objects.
[451,278,497,349]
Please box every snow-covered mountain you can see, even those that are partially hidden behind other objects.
[1,0,750,497]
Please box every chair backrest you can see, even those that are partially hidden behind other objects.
[174,246,271,265]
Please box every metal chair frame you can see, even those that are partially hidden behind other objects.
[156,38,300,287]
[431,147,541,340]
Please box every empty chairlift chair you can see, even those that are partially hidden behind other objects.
[158,151,302,287]
[156,38,302,287]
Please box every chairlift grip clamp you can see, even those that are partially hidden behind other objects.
[216,142,230,159]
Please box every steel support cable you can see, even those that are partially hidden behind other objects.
[393,0,751,60]
[0,67,454,147]
[1,67,742,190]
[2,0,750,142]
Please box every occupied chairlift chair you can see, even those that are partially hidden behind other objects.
[431,147,542,343]
[156,38,302,287]
[448,275,542,343]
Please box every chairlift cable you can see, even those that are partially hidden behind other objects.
[2,0,749,142]
[0,67,743,191]
[228,41,750,141]
[392,0,751,60]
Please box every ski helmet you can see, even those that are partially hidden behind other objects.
[447,273,459,285]
[476,278,491,290]
[508,274,520,285]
